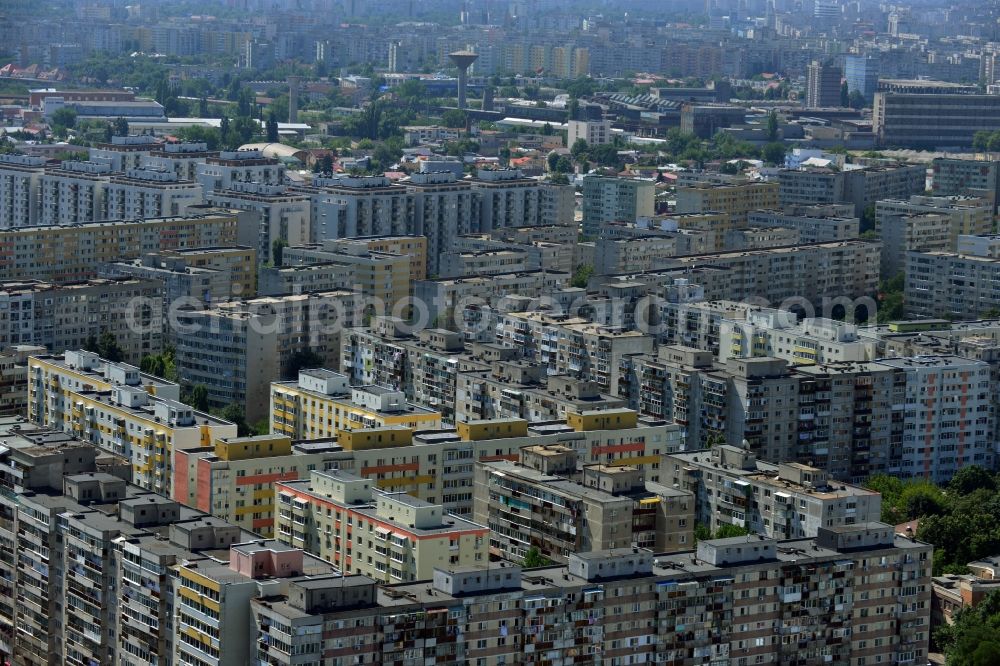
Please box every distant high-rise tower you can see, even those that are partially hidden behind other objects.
[845,55,879,102]
[806,60,843,108]
[448,51,479,110]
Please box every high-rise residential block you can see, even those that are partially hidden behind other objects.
[275,469,488,581]
[581,175,656,238]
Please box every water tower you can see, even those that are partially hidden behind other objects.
[448,51,479,110]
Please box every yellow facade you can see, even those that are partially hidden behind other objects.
[214,434,292,460]
[566,408,638,432]
[336,427,414,451]
[456,418,529,441]
[270,384,442,439]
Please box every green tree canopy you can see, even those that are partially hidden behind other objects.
[571,264,594,288]
[441,109,468,129]
[522,546,552,568]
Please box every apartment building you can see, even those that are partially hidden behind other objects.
[274,469,488,582]
[538,181,577,227]
[805,60,842,108]
[718,308,878,364]
[257,261,353,296]
[722,225,801,250]
[874,355,993,482]
[297,175,410,241]
[666,445,881,538]
[880,212,952,275]
[207,182,311,264]
[932,157,1000,207]
[594,234,685,275]
[792,360,907,481]
[333,235,427,280]
[747,206,860,242]
[258,406,681,518]
[173,290,359,421]
[906,244,1000,318]
[270,369,442,439]
[0,278,165,363]
[0,345,45,416]
[159,245,257,297]
[250,528,932,666]
[475,458,637,561]
[103,167,204,220]
[88,134,162,171]
[658,240,881,306]
[876,194,993,247]
[674,181,779,225]
[173,434,346,536]
[779,164,927,216]
[475,443,694,562]
[0,154,45,228]
[101,249,255,332]
[444,233,576,274]
[28,351,238,486]
[39,160,112,225]
[496,311,656,395]
[439,249,529,278]
[568,119,613,146]
[195,149,285,193]
[412,269,569,330]
[581,175,656,237]
[628,345,729,448]
[661,212,733,248]
[341,319,492,419]
[469,168,542,233]
[405,171,476,275]
[0,211,254,282]
[142,140,219,180]
[281,241,411,312]
[455,361,627,423]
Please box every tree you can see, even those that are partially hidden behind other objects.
[441,109,468,129]
[840,81,849,107]
[50,107,77,131]
[766,110,778,142]
[713,523,752,539]
[286,349,325,378]
[898,483,947,520]
[567,97,580,121]
[372,137,403,170]
[949,466,997,496]
[877,271,905,324]
[265,111,279,142]
[570,138,589,160]
[589,143,622,169]
[861,204,877,233]
[936,591,1000,665]
[848,90,866,109]
[762,142,787,166]
[216,403,251,437]
[522,546,552,568]
[88,330,124,362]
[113,116,129,137]
[272,239,287,266]
[547,153,572,173]
[187,385,210,412]
[571,264,594,288]
[198,97,209,117]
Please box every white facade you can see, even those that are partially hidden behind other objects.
[719,308,878,364]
